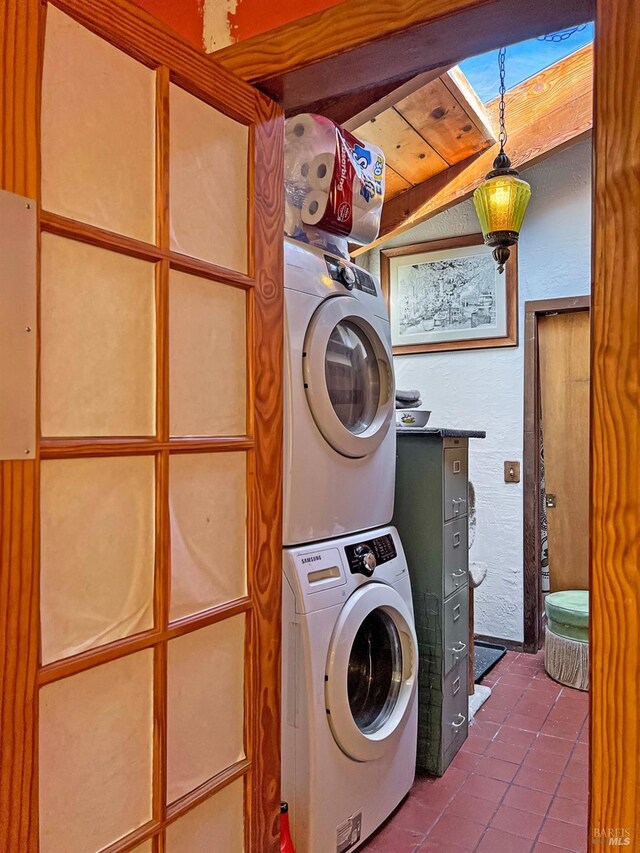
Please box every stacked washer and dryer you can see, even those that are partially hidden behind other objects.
[282,237,419,853]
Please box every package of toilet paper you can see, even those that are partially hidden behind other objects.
[284,113,385,255]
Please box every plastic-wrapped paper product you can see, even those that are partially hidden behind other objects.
[284,113,385,257]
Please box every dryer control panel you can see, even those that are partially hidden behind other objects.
[324,255,377,296]
[345,533,397,577]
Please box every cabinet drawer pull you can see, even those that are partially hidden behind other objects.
[453,532,461,547]
[452,570,466,589]
[452,676,461,695]
[453,460,461,474]
[452,604,461,621]
[453,641,467,655]
[452,713,466,731]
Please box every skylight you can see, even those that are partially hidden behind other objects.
[459,23,594,104]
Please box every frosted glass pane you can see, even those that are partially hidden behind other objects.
[169,271,246,437]
[41,234,156,438]
[170,84,248,272]
[40,651,154,853]
[167,617,245,803]
[42,7,155,241]
[40,456,155,663]
[170,453,247,621]
[166,780,244,853]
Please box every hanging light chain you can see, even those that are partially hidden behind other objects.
[498,47,507,151]
[537,24,588,43]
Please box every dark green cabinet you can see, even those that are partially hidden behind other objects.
[393,433,473,776]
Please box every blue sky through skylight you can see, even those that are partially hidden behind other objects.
[459,23,594,104]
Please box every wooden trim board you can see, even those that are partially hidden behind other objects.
[213,0,594,115]
[591,0,640,843]
[0,1,43,848]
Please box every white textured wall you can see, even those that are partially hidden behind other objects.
[362,140,592,641]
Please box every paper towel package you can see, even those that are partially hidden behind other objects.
[284,113,385,257]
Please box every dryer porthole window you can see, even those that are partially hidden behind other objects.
[325,319,381,434]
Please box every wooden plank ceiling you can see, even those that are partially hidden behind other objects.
[353,66,495,199]
[351,44,593,254]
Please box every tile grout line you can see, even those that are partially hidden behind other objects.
[469,658,581,853]
[529,686,589,853]
[528,684,574,852]
[469,658,542,853]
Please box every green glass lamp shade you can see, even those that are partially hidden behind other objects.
[473,173,531,241]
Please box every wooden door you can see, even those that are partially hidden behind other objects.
[0,1,283,850]
[538,310,590,592]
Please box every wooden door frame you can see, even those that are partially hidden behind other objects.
[522,296,590,654]
[2,0,639,846]
[0,1,283,850]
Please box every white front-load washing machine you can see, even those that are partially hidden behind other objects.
[281,525,418,853]
[283,238,396,546]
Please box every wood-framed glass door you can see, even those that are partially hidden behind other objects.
[0,1,283,850]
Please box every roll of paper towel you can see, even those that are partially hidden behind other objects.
[285,114,335,148]
[350,208,380,244]
[302,192,379,242]
[285,150,314,187]
[309,153,335,192]
[301,191,329,226]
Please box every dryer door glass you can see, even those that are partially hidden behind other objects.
[325,320,381,434]
[347,608,402,734]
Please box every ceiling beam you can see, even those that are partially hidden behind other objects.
[295,65,451,125]
[338,66,452,131]
[212,0,594,114]
[352,44,594,254]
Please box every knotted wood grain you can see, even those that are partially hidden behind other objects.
[590,0,640,845]
[0,1,41,849]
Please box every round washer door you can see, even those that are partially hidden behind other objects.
[303,296,394,459]
[325,582,418,762]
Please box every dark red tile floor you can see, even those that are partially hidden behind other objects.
[361,650,589,853]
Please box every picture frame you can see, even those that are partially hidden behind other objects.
[380,233,518,355]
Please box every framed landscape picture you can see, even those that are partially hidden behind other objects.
[380,234,518,355]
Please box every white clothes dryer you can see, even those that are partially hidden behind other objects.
[283,238,396,546]
[281,526,418,853]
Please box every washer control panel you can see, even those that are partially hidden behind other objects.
[345,534,397,577]
[324,255,377,296]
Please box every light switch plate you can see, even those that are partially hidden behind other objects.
[504,461,520,483]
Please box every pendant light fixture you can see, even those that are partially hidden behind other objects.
[473,48,531,273]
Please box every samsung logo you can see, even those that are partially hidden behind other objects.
[301,555,322,564]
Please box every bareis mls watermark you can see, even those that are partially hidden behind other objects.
[592,827,633,846]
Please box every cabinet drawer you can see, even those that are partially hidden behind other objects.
[442,656,469,755]
[443,516,468,599]
[444,587,469,675]
[444,448,468,521]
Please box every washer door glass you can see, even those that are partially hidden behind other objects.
[348,608,402,734]
[324,582,417,762]
[325,320,381,434]
[302,296,394,459]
